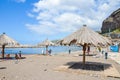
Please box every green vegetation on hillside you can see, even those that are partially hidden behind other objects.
[112,28,120,33]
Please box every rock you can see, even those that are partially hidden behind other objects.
[44,69,47,71]
[101,8,120,33]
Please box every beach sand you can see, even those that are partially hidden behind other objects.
[0,51,120,80]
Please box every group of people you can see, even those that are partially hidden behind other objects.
[6,54,11,59]
[42,49,52,55]
[83,43,102,55]
[82,43,109,59]
[15,53,22,59]
[6,51,22,59]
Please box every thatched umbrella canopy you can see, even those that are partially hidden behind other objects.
[62,25,111,46]
[61,25,111,64]
[0,33,19,58]
[38,39,54,54]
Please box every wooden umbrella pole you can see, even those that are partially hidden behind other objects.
[83,50,85,65]
[83,43,87,65]
[2,45,5,59]
[46,45,48,55]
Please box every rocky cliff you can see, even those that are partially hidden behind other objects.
[101,8,120,33]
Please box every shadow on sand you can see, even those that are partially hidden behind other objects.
[65,61,112,71]
[0,67,7,69]
[0,57,26,60]
[79,54,97,56]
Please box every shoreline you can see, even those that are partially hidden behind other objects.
[0,46,82,55]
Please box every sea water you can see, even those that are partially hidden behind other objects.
[2,46,82,55]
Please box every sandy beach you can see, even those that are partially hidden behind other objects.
[0,51,120,80]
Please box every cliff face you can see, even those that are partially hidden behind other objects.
[101,8,120,33]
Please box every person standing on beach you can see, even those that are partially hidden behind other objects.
[18,51,22,58]
[87,45,90,55]
[105,52,108,59]
[68,49,71,54]
[42,49,44,54]
[48,49,52,55]
[97,46,103,57]
[15,54,19,59]
[98,46,101,52]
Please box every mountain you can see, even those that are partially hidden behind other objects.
[101,8,120,33]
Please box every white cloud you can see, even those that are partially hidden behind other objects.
[27,13,35,18]
[27,0,120,35]
[26,22,57,35]
[99,3,110,11]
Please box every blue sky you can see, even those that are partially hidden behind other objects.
[0,0,120,45]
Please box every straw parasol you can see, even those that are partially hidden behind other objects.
[38,39,54,54]
[61,25,111,64]
[0,33,19,58]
